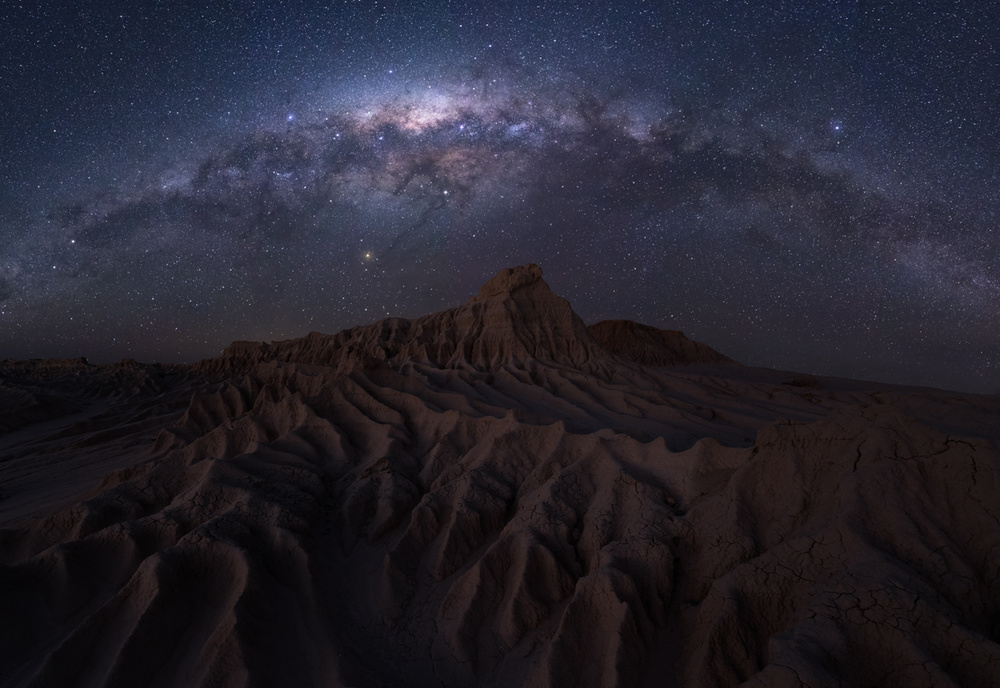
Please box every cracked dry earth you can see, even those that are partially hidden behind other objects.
[2,265,999,687]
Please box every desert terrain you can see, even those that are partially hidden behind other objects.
[2,265,998,687]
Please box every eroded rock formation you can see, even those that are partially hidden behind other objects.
[2,265,998,687]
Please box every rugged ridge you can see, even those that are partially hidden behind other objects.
[204,265,724,375]
[2,265,999,688]
[588,319,735,367]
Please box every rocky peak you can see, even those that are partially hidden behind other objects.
[471,263,545,301]
[401,264,603,368]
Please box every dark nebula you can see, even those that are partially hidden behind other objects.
[1,1,998,392]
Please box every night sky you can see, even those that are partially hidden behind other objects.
[2,1,998,393]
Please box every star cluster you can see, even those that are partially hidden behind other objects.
[1,1,998,393]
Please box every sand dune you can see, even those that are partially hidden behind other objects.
[2,265,999,687]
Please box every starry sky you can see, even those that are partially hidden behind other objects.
[1,1,998,393]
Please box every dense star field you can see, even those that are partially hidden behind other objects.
[1,1,998,393]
